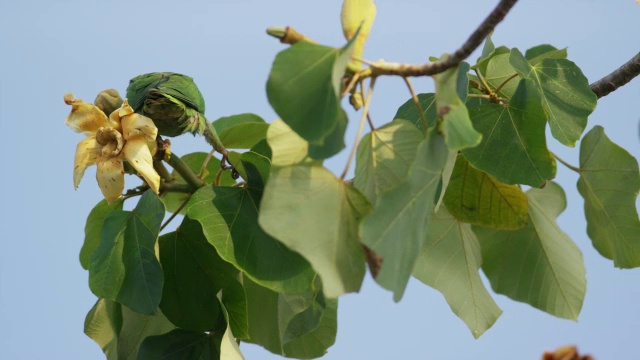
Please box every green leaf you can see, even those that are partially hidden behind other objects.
[84,299,122,358]
[354,119,425,204]
[393,93,437,131]
[259,164,369,298]
[217,293,245,360]
[483,51,519,98]
[578,126,640,268]
[212,113,268,149]
[158,217,247,334]
[477,33,495,63]
[474,182,586,320]
[81,199,123,270]
[462,79,556,187]
[443,154,529,230]
[308,107,347,160]
[243,277,337,358]
[525,44,567,65]
[138,330,220,360]
[84,299,175,360]
[510,48,597,147]
[361,130,452,301]
[240,151,271,189]
[89,211,129,301]
[89,190,165,315]
[118,306,175,360]
[162,152,235,214]
[267,120,310,167]
[412,206,502,338]
[266,38,355,144]
[187,186,315,294]
[434,60,482,151]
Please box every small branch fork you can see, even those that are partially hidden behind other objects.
[367,0,518,77]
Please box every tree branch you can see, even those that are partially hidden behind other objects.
[590,52,640,98]
[369,0,518,77]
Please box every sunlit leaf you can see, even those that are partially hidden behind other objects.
[434,60,482,151]
[578,126,640,268]
[212,113,269,149]
[158,217,247,334]
[243,277,337,358]
[474,182,586,320]
[444,154,528,230]
[510,48,597,147]
[267,120,311,167]
[88,191,165,315]
[259,164,369,298]
[81,199,123,270]
[354,119,424,204]
[217,293,245,360]
[266,37,356,144]
[462,79,556,187]
[84,299,175,360]
[412,206,502,338]
[361,130,452,301]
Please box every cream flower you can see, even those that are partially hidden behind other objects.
[65,93,160,203]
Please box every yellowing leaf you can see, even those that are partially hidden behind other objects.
[444,154,528,230]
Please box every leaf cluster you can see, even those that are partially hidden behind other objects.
[77,21,639,360]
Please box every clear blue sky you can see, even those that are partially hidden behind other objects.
[1,0,639,359]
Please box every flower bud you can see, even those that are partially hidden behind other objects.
[94,89,123,116]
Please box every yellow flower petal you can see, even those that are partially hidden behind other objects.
[73,136,99,189]
[121,113,158,142]
[96,157,125,203]
[123,136,160,194]
[95,127,124,157]
[64,93,117,134]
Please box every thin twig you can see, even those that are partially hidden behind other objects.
[342,72,361,97]
[160,195,191,232]
[341,77,377,180]
[403,77,428,130]
[590,51,640,98]
[200,149,216,176]
[368,0,518,77]
[359,79,376,131]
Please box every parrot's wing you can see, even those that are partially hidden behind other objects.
[157,74,207,114]
[126,72,173,111]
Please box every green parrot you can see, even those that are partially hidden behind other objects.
[126,72,226,155]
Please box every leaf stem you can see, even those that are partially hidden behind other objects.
[341,77,377,180]
[200,149,216,177]
[403,76,428,130]
[473,68,492,95]
[494,72,519,95]
[160,195,191,232]
[552,152,581,173]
